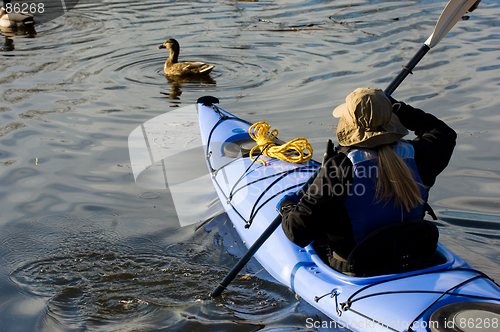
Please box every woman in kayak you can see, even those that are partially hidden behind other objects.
[279,87,456,274]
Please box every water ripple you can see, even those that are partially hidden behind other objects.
[7,214,298,331]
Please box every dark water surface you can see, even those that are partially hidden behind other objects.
[1,0,500,331]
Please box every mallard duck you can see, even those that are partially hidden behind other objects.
[0,0,35,31]
[158,39,215,76]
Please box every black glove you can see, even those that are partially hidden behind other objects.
[277,192,299,215]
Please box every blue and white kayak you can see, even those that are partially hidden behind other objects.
[196,97,500,332]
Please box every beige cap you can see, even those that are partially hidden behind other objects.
[333,88,408,148]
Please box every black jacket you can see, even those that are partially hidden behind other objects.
[280,99,457,257]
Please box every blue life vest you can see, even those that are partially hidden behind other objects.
[344,142,427,244]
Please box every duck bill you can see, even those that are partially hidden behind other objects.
[158,45,166,49]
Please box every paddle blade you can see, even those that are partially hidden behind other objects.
[425,0,479,48]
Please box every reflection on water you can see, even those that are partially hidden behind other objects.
[163,75,217,101]
[0,0,499,331]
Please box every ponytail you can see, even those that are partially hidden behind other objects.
[375,144,424,212]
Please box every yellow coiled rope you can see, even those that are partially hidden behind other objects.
[249,121,313,165]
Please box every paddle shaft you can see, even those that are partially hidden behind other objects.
[211,214,282,298]
[385,0,479,95]
[211,165,320,298]
[384,44,430,95]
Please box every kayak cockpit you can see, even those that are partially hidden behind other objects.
[309,241,457,284]
[308,219,443,278]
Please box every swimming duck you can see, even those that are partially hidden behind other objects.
[158,39,215,76]
[0,0,35,31]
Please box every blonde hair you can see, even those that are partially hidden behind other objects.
[375,144,424,212]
